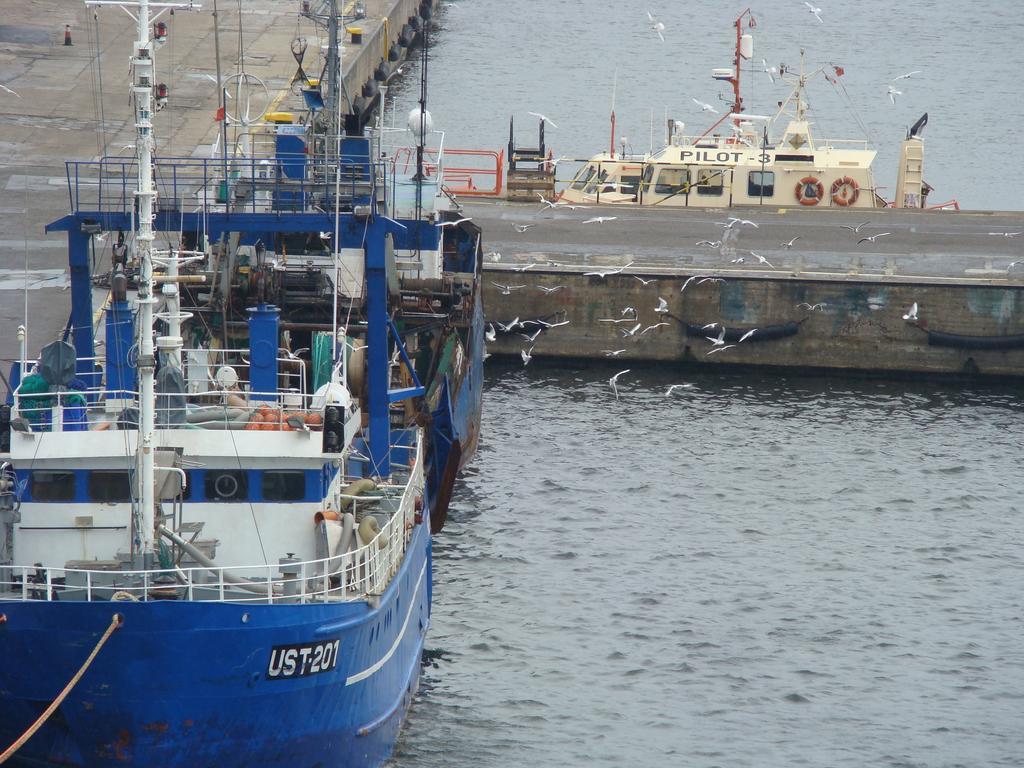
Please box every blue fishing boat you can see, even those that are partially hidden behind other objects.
[0,0,481,765]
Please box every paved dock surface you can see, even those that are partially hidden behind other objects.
[466,200,1024,282]
[0,0,413,371]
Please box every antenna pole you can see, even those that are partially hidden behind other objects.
[729,8,753,119]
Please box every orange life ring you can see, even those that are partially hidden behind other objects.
[795,176,824,206]
[830,176,860,206]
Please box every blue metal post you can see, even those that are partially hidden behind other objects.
[364,217,390,477]
[247,304,280,401]
[105,292,135,397]
[67,229,94,371]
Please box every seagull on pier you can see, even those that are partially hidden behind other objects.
[528,112,558,128]
[521,346,534,366]
[692,98,719,114]
[654,297,669,314]
[750,251,775,269]
[706,344,736,357]
[603,349,627,357]
[739,329,758,343]
[582,216,618,224]
[491,282,525,295]
[538,285,565,293]
[781,235,802,249]
[858,232,891,244]
[804,2,823,23]
[841,221,872,233]
[902,302,919,321]
[512,223,536,233]
[609,369,630,400]
[634,275,656,286]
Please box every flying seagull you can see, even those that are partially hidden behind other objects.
[750,251,775,269]
[436,217,472,228]
[841,221,872,233]
[647,11,666,42]
[858,232,891,244]
[891,71,922,81]
[491,282,525,295]
[887,85,901,105]
[692,98,719,114]
[485,323,496,342]
[738,329,758,343]
[609,369,630,400]
[696,240,723,248]
[634,275,655,286]
[512,223,536,233]
[582,216,618,224]
[528,111,558,128]
[0,84,21,98]
[512,263,536,272]
[902,302,919,321]
[603,349,627,357]
[666,384,694,396]
[706,326,727,346]
[654,297,669,314]
[521,346,534,366]
[781,236,802,249]
[538,285,565,294]
[804,2,823,23]
[706,344,736,357]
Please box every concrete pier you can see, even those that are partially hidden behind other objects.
[0,0,430,368]
[470,201,1024,378]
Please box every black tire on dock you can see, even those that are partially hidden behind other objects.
[361,79,379,99]
[374,60,388,82]
[388,43,401,61]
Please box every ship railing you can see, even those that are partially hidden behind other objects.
[0,436,423,604]
[65,154,388,216]
[11,380,327,435]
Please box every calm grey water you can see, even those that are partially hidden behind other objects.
[386,3,1024,766]
[393,367,1024,767]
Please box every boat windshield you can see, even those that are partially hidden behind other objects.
[571,164,597,190]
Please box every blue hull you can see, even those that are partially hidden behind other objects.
[0,525,432,768]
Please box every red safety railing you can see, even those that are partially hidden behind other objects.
[391,148,504,197]
[926,199,961,211]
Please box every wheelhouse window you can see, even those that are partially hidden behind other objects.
[748,171,775,197]
[583,167,609,195]
[205,470,248,502]
[88,470,133,503]
[620,176,641,197]
[262,471,306,502]
[655,167,691,195]
[30,472,75,502]
[570,164,596,191]
[696,168,724,196]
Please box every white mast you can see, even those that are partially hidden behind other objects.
[86,0,200,558]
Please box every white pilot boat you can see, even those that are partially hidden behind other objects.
[559,11,937,211]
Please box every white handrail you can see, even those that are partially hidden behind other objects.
[0,436,423,604]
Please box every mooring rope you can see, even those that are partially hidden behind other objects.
[0,613,123,765]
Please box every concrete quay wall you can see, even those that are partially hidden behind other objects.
[483,269,1024,378]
